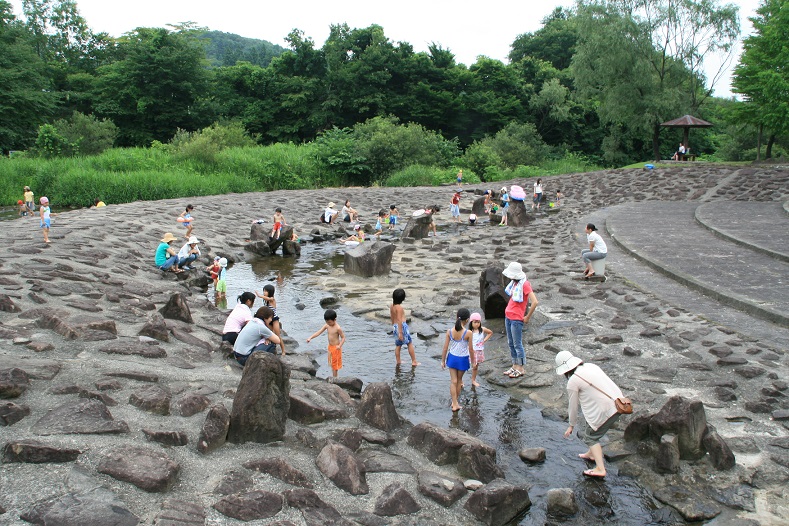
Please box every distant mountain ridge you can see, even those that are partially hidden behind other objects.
[200,30,286,68]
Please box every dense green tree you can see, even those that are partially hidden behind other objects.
[200,30,285,67]
[0,1,56,153]
[92,27,211,146]
[732,0,789,159]
[509,7,578,71]
[573,0,739,162]
[51,111,118,155]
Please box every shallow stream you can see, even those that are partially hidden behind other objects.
[212,243,679,525]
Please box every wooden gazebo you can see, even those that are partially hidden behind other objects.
[660,115,713,151]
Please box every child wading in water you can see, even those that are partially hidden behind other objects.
[179,204,195,237]
[307,309,346,377]
[216,258,228,300]
[270,208,285,239]
[390,288,420,366]
[256,284,285,355]
[468,312,493,387]
[441,308,475,412]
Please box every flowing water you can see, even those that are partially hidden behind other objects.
[212,243,680,525]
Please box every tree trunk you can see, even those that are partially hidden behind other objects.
[765,134,775,159]
[653,123,661,161]
[756,124,763,162]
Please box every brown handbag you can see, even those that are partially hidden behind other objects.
[575,374,633,414]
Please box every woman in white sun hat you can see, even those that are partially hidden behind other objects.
[501,261,538,378]
[556,350,624,479]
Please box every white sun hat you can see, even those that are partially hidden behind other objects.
[502,261,526,281]
[555,350,583,375]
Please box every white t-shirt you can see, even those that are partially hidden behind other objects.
[325,208,338,222]
[341,205,351,220]
[567,363,623,431]
[587,231,607,254]
[177,243,200,260]
[534,182,543,194]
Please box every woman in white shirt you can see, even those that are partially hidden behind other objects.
[581,223,607,278]
[532,178,543,210]
[556,350,623,478]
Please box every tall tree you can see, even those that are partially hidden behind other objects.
[732,0,789,159]
[573,0,739,162]
[0,0,56,153]
[93,27,211,146]
[509,7,578,71]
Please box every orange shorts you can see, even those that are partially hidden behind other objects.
[328,344,342,371]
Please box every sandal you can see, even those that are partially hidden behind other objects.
[584,271,595,280]
[508,370,524,378]
[503,367,515,376]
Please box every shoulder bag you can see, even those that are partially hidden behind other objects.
[575,374,633,414]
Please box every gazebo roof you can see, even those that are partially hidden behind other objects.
[660,115,713,127]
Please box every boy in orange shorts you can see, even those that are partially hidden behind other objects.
[307,309,346,377]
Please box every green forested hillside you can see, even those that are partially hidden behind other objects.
[200,30,285,68]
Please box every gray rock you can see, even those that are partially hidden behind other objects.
[546,488,577,517]
[356,382,404,431]
[655,434,680,474]
[506,199,531,227]
[653,485,721,522]
[735,365,766,379]
[464,478,531,526]
[281,353,319,376]
[358,450,415,474]
[283,488,351,526]
[20,487,139,526]
[401,211,435,240]
[142,429,189,447]
[624,413,652,442]
[288,383,354,424]
[100,342,167,358]
[773,410,789,421]
[0,401,30,425]
[32,399,129,435]
[129,385,172,415]
[3,439,81,463]
[408,421,498,467]
[417,470,466,507]
[714,387,737,402]
[173,392,211,417]
[702,426,736,470]
[343,240,396,277]
[228,352,290,444]
[139,312,170,342]
[212,490,283,521]
[213,470,254,495]
[197,403,230,454]
[595,334,624,344]
[153,498,206,525]
[332,428,364,451]
[479,266,508,319]
[0,293,21,312]
[373,482,421,516]
[159,293,193,323]
[315,442,368,495]
[327,376,363,396]
[458,443,504,483]
[243,457,314,488]
[709,485,755,512]
[0,367,30,398]
[97,446,179,493]
[37,312,117,340]
[649,396,708,460]
[518,447,546,463]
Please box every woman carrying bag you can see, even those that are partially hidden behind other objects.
[556,350,631,478]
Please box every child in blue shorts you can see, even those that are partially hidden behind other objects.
[390,288,420,366]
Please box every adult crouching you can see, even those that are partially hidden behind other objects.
[581,223,607,278]
[233,306,282,366]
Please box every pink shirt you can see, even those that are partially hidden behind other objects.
[222,303,253,334]
[505,280,533,320]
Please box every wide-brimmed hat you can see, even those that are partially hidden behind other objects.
[502,261,526,281]
[327,202,336,208]
[470,312,482,322]
[40,196,49,204]
[353,224,361,231]
[501,187,507,193]
[555,351,583,375]
[161,233,178,243]
[187,236,199,244]
[218,257,228,268]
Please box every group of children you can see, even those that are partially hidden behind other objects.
[18,186,55,243]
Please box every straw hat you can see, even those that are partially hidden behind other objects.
[161,233,178,243]
[502,261,526,280]
[327,202,336,208]
[555,351,583,375]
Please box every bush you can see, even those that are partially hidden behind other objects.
[55,112,118,156]
[313,127,368,186]
[384,165,480,187]
[32,124,77,158]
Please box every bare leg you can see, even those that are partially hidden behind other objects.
[394,345,402,365]
[587,443,606,476]
[471,365,480,387]
[449,369,462,411]
[272,321,285,355]
[407,342,419,366]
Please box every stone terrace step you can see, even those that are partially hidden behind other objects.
[607,201,789,327]
[694,201,789,262]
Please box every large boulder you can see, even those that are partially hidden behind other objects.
[471,195,488,216]
[159,293,193,324]
[401,211,435,240]
[227,352,290,444]
[649,396,708,460]
[479,267,508,319]
[315,441,368,495]
[702,425,736,470]
[464,478,531,526]
[0,368,30,399]
[343,241,396,277]
[506,199,532,227]
[374,482,421,516]
[356,382,405,431]
[458,442,505,483]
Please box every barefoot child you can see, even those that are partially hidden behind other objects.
[468,312,493,387]
[256,284,285,355]
[179,204,195,237]
[270,208,285,239]
[24,186,34,216]
[208,256,221,288]
[390,288,420,366]
[388,204,399,230]
[307,309,346,377]
[441,308,475,412]
[216,257,228,299]
[39,197,55,243]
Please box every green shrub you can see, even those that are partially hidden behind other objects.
[32,124,78,158]
[384,165,480,187]
[55,112,118,156]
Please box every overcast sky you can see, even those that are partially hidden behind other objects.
[10,0,762,97]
